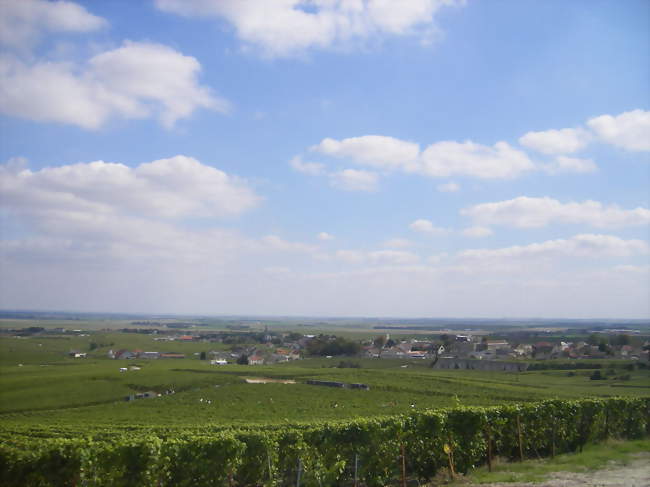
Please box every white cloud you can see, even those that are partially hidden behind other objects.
[419,140,534,179]
[542,156,597,174]
[289,155,325,176]
[335,249,366,264]
[437,181,460,192]
[317,232,334,241]
[329,168,379,192]
[0,41,225,129]
[462,196,650,229]
[613,264,650,274]
[308,136,534,181]
[459,234,649,260]
[0,155,259,221]
[461,226,493,238]
[383,238,413,248]
[587,109,650,152]
[519,127,590,155]
[409,219,448,234]
[334,248,419,265]
[155,0,463,58]
[0,0,106,50]
[369,250,420,265]
[260,235,318,254]
[313,135,419,169]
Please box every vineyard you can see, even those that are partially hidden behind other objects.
[2,329,649,485]
[1,397,648,486]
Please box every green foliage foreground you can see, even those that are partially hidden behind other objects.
[1,397,648,486]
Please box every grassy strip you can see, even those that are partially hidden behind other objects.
[455,438,650,484]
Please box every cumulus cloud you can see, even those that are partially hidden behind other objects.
[587,109,650,152]
[308,136,535,181]
[409,219,448,234]
[329,168,379,192]
[420,140,534,179]
[462,196,650,229]
[155,0,464,58]
[459,234,649,260]
[0,156,341,289]
[461,226,493,238]
[542,156,597,174]
[0,0,106,50]
[0,41,225,129]
[0,155,259,221]
[519,127,591,155]
[312,135,420,169]
[296,108,649,190]
[289,155,325,176]
[317,232,334,241]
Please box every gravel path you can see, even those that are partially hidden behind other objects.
[469,453,650,487]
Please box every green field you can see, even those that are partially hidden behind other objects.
[1,324,649,486]
[1,329,649,437]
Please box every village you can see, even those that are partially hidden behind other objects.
[101,326,650,366]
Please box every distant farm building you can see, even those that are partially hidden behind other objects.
[248,354,264,365]
[160,353,185,359]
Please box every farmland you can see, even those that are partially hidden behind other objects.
[1,319,649,486]
[1,323,649,433]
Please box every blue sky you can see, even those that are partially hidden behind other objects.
[0,0,648,317]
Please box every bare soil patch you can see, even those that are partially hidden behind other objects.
[243,377,296,384]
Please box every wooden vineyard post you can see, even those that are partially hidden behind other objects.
[485,425,492,472]
[400,443,407,487]
[444,443,455,481]
[296,458,302,487]
[516,415,524,462]
[228,471,234,487]
[353,453,359,487]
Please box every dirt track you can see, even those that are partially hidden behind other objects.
[469,453,650,487]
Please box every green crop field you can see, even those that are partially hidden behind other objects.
[1,330,649,435]
[1,326,649,486]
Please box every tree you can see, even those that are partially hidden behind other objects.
[199,351,207,360]
[598,341,613,355]
[440,334,454,348]
[587,334,600,346]
[373,335,386,348]
[236,354,249,365]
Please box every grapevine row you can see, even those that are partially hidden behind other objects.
[1,397,647,486]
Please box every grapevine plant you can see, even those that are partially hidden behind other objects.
[0,397,647,486]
